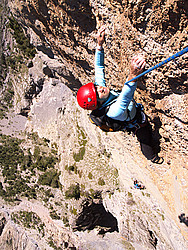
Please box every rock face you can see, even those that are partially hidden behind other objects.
[73,198,119,233]
[0,0,188,249]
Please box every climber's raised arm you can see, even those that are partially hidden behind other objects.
[107,55,146,121]
[95,26,106,87]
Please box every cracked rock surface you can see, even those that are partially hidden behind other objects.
[0,0,187,249]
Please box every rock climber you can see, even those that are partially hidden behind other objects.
[76,26,163,164]
[133,180,145,190]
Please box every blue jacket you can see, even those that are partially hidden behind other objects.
[95,49,137,121]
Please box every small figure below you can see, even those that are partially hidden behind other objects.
[134,179,145,190]
[178,213,188,227]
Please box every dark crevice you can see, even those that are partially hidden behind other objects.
[59,0,96,33]
[0,217,6,236]
[74,199,119,234]
[148,229,158,248]
[155,108,188,125]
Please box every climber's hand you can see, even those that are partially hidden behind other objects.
[129,54,146,81]
[96,26,106,46]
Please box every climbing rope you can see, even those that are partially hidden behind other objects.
[124,46,188,85]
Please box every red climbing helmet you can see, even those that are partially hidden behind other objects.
[77,82,97,110]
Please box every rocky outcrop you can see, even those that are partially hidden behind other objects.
[73,198,118,233]
[8,0,188,157]
[0,211,40,249]
[0,0,188,249]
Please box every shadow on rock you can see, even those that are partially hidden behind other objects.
[60,0,96,33]
[179,213,188,227]
[37,45,54,59]
[151,116,163,154]
[150,76,188,101]
[73,198,118,234]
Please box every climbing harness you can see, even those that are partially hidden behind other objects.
[89,103,147,133]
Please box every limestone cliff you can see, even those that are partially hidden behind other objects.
[0,0,188,249]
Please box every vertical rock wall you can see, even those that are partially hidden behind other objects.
[2,0,188,247]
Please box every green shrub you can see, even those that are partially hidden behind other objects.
[32,153,58,172]
[71,207,77,215]
[8,17,36,59]
[73,147,85,162]
[65,164,78,174]
[0,133,59,201]
[65,165,74,172]
[88,172,92,179]
[65,183,80,200]
[38,169,61,188]
[89,189,101,199]
[5,177,37,200]
[11,211,45,236]
[0,135,24,169]
[98,177,105,186]
[48,237,62,250]
[45,189,54,197]
[128,192,133,198]
[33,146,40,159]
[73,124,87,162]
